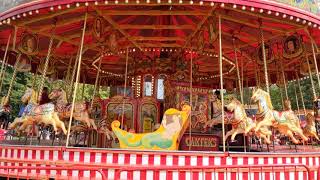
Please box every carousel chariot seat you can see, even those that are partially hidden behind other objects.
[111,105,191,150]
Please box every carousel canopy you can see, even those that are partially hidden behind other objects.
[0,0,320,88]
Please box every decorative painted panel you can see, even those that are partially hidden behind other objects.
[106,103,134,130]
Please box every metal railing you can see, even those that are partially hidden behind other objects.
[0,165,107,180]
[0,158,313,180]
[115,164,312,180]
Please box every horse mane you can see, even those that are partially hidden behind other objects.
[59,89,68,103]
[264,91,274,110]
[231,99,247,116]
[30,89,39,104]
[306,113,315,124]
[259,89,274,110]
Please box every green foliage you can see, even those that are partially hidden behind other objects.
[0,63,318,117]
[0,66,110,117]
[1,67,31,116]
[263,75,319,111]
[232,75,319,112]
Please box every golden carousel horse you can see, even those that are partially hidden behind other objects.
[303,113,319,141]
[251,88,308,144]
[112,105,191,150]
[49,88,97,130]
[224,98,256,142]
[204,94,271,144]
[9,88,67,134]
[203,94,225,128]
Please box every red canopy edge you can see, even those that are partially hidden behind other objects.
[0,0,320,26]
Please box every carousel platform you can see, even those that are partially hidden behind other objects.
[0,144,317,180]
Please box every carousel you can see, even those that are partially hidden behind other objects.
[0,0,319,179]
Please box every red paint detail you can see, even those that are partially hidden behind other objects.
[78,151,85,177]
[264,157,270,180]
[172,155,178,166]
[68,151,74,177]
[136,154,145,180]
[231,157,237,180]
[101,152,108,179]
[17,149,22,174]
[243,157,248,180]
[37,150,44,175]
[254,157,259,180]
[90,152,96,178]
[218,156,226,179]
[25,150,30,174]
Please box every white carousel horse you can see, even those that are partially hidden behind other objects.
[9,88,67,134]
[224,98,256,142]
[251,88,308,144]
[49,88,97,130]
[303,113,319,141]
[203,94,271,144]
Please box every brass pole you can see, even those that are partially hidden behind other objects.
[0,34,11,94]
[0,57,9,93]
[82,73,86,101]
[280,58,288,100]
[233,38,246,152]
[254,63,259,87]
[279,86,284,109]
[38,32,54,103]
[296,72,307,115]
[65,57,73,83]
[306,29,320,92]
[260,25,270,93]
[0,34,11,83]
[219,15,226,152]
[90,55,103,109]
[4,54,22,105]
[69,48,81,101]
[66,13,87,147]
[241,58,244,99]
[311,42,320,93]
[293,82,301,116]
[233,38,243,103]
[306,54,317,100]
[189,52,193,151]
[121,47,129,130]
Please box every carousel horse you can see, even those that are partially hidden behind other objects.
[251,88,308,144]
[203,95,248,129]
[203,94,272,144]
[203,94,227,128]
[314,98,320,121]
[303,113,319,141]
[71,118,114,145]
[224,98,256,142]
[9,88,67,134]
[48,89,97,130]
[97,118,114,140]
[111,105,191,150]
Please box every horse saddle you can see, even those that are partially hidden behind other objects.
[24,103,55,116]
